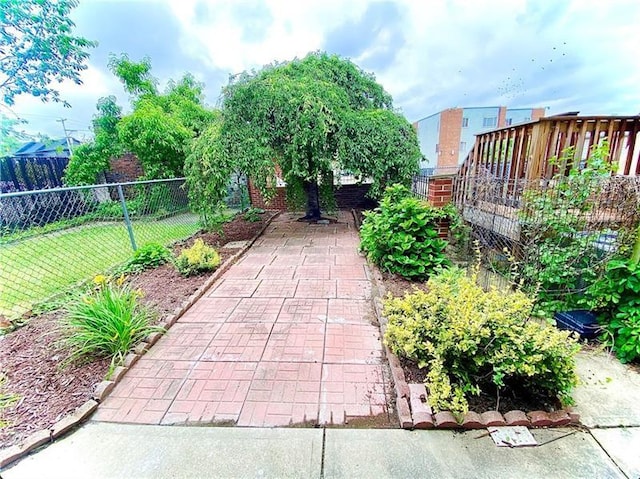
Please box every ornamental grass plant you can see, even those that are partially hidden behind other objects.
[60,275,160,366]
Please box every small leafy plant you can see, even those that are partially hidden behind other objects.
[60,275,160,366]
[174,239,221,276]
[124,242,171,273]
[384,267,580,415]
[243,207,265,223]
[360,184,449,280]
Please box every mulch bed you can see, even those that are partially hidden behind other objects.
[378,272,429,298]
[0,211,276,449]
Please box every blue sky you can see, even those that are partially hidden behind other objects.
[7,0,640,139]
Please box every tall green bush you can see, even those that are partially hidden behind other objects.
[518,142,614,318]
[360,184,449,280]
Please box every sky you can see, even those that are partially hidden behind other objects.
[6,0,640,140]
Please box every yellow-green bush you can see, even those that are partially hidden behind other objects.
[174,239,221,276]
[384,267,580,415]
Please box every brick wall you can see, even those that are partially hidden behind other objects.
[106,153,143,183]
[248,181,376,211]
[531,108,546,121]
[497,106,508,128]
[427,176,453,207]
[435,218,450,239]
[437,109,463,169]
[248,180,287,210]
[427,175,454,239]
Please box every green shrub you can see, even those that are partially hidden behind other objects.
[92,198,143,219]
[60,275,160,366]
[174,239,221,276]
[93,200,124,218]
[384,267,580,415]
[243,207,265,223]
[441,203,472,258]
[124,242,171,273]
[587,258,640,363]
[360,184,449,280]
[201,210,235,233]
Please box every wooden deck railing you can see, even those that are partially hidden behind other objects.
[454,115,640,207]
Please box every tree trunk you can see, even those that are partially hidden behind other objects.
[302,179,321,220]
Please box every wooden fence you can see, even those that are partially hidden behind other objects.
[454,115,640,208]
[0,156,69,192]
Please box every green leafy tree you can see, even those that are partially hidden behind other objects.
[110,55,216,179]
[107,53,157,98]
[65,96,123,185]
[65,56,216,184]
[186,52,420,222]
[0,0,96,107]
[1,115,29,156]
[117,98,192,179]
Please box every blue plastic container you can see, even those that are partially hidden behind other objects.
[554,310,600,339]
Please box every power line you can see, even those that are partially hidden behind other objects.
[4,111,87,124]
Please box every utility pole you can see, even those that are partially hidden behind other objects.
[57,118,74,155]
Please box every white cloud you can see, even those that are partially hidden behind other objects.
[166,0,372,73]
[8,0,640,137]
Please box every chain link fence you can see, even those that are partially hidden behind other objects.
[0,177,247,319]
[452,175,640,300]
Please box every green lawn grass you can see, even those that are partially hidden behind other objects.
[0,213,200,318]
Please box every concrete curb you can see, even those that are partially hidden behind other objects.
[363,246,580,431]
[0,400,99,470]
[366,261,414,430]
[0,212,279,470]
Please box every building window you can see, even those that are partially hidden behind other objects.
[482,117,497,128]
[505,118,513,126]
[435,144,439,154]
[460,141,467,152]
[524,117,531,122]
[461,117,469,128]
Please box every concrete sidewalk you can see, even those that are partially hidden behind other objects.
[92,212,392,427]
[4,422,639,478]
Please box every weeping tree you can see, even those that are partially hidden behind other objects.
[186,52,420,223]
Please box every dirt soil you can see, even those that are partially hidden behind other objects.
[399,357,562,414]
[0,211,277,449]
[378,272,429,299]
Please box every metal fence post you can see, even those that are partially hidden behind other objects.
[117,184,137,251]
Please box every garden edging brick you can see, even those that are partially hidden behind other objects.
[0,400,100,470]
[0,212,280,470]
[358,207,413,430]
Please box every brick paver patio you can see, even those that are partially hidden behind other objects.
[93,212,391,427]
